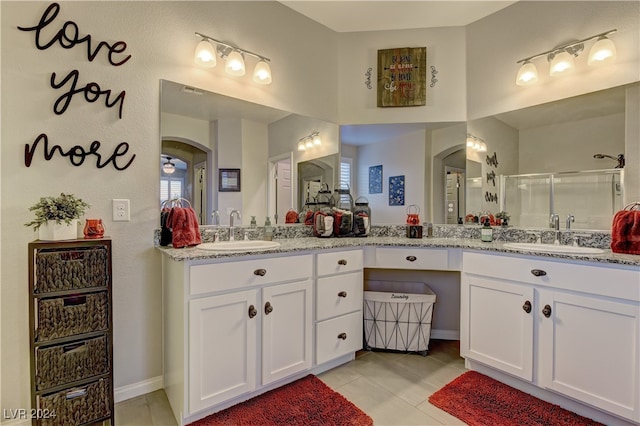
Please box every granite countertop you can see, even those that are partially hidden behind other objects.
[156,236,640,267]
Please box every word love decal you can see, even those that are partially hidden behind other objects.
[18,2,135,171]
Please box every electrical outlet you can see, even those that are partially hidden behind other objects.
[112,199,130,222]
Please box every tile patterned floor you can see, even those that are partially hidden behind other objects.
[115,339,466,425]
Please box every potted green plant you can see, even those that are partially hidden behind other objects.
[495,211,510,227]
[25,193,90,240]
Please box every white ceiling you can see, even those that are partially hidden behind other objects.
[278,1,518,32]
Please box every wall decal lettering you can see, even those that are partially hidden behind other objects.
[17,2,131,66]
[18,2,134,171]
[51,70,126,118]
[25,133,136,170]
[486,152,499,167]
[485,192,498,203]
[486,170,496,187]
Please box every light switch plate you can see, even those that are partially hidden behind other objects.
[112,199,130,222]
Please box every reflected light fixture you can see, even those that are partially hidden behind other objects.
[299,131,322,151]
[515,29,616,86]
[466,134,486,152]
[162,157,176,174]
[194,32,272,85]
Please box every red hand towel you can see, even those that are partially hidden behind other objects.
[184,207,202,246]
[611,210,640,255]
[167,207,188,248]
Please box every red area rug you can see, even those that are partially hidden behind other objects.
[188,374,372,426]
[429,371,604,426]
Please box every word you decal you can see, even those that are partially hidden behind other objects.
[18,2,135,171]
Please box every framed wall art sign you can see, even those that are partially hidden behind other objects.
[369,165,383,194]
[377,47,426,107]
[219,168,241,192]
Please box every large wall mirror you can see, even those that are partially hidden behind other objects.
[467,83,636,230]
[160,79,339,225]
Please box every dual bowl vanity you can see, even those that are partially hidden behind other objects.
[157,228,640,426]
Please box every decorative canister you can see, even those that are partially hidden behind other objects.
[353,197,371,237]
[406,205,421,225]
[83,219,105,239]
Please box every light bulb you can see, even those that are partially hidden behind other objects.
[253,60,272,85]
[515,61,538,86]
[298,141,306,151]
[549,50,575,76]
[225,51,245,76]
[588,37,616,66]
[313,134,322,145]
[194,39,216,68]
[305,138,313,148]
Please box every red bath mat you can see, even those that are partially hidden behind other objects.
[188,374,372,426]
[429,371,604,426]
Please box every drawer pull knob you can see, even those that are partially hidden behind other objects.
[337,332,347,340]
[522,300,532,314]
[338,291,348,298]
[406,256,417,262]
[338,259,348,265]
[264,301,273,315]
[248,305,257,319]
[63,342,87,354]
[530,269,547,277]
[542,304,552,318]
[254,269,267,276]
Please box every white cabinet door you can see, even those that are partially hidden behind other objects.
[189,290,258,413]
[262,279,313,385]
[538,290,640,422]
[461,275,534,381]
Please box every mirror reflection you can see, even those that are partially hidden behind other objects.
[160,79,340,225]
[466,84,634,230]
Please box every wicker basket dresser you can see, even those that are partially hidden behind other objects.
[28,239,114,425]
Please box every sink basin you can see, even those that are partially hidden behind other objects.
[502,242,604,255]
[196,241,281,252]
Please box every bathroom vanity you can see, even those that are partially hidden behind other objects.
[159,236,640,426]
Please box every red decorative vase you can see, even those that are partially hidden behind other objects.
[84,219,105,239]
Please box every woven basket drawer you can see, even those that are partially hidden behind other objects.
[35,247,108,294]
[37,378,111,426]
[36,293,109,343]
[35,335,109,391]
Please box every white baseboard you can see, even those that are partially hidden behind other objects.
[431,329,460,340]
[114,375,164,403]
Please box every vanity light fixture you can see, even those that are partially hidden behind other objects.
[194,32,272,85]
[515,29,617,86]
[162,157,176,174]
[299,131,322,151]
[466,134,487,152]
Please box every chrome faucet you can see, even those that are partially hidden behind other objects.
[211,210,220,225]
[566,214,575,230]
[229,210,241,241]
[550,214,560,245]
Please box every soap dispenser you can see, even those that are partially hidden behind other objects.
[481,220,493,242]
[264,217,273,241]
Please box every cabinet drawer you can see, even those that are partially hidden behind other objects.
[37,378,111,426]
[374,247,449,270]
[463,251,640,301]
[317,272,363,321]
[34,247,109,294]
[35,335,110,390]
[317,250,363,276]
[35,292,109,343]
[316,311,363,364]
[190,255,313,295]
